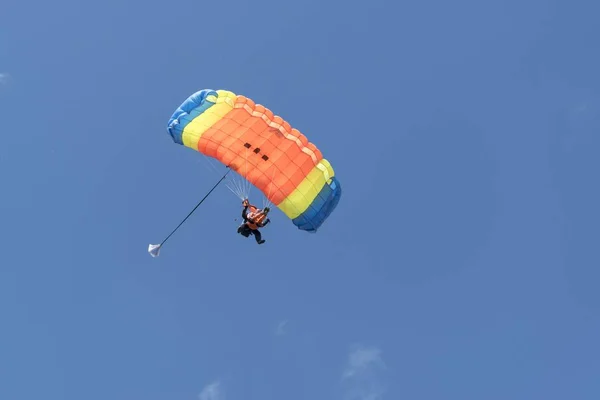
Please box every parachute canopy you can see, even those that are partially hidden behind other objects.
[166,89,341,232]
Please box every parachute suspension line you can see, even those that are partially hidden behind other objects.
[212,159,239,197]
[200,155,242,199]
[227,176,241,199]
[201,155,222,177]
[243,146,251,199]
[147,167,232,257]
[263,165,277,209]
[229,146,252,201]
[225,165,244,200]
[232,164,247,200]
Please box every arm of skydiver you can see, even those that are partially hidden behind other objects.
[259,218,270,227]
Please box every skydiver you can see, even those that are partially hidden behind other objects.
[237,198,270,244]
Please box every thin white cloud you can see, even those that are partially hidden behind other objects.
[342,345,386,400]
[199,381,221,400]
[0,73,9,85]
[275,319,288,336]
[343,345,385,379]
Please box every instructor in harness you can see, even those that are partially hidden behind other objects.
[237,199,270,244]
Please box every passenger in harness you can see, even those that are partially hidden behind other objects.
[237,199,271,244]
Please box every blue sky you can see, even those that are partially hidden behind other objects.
[1,0,599,399]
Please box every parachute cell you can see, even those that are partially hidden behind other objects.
[167,89,341,232]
